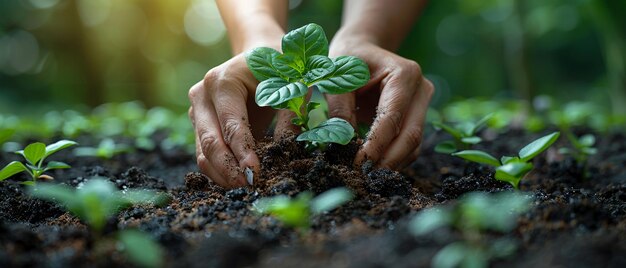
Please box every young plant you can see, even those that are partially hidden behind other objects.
[74,138,132,159]
[410,191,532,268]
[253,187,353,230]
[30,178,168,267]
[452,132,560,189]
[245,23,370,147]
[559,132,596,178]
[433,114,493,153]
[0,140,77,185]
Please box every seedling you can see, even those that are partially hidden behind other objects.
[433,114,493,153]
[559,132,596,178]
[245,23,370,147]
[410,191,532,268]
[452,132,560,189]
[30,178,168,267]
[74,138,132,159]
[253,187,353,230]
[0,140,77,185]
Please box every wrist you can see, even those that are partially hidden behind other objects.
[230,14,284,54]
[330,28,381,56]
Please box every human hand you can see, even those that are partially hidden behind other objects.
[188,53,299,188]
[327,38,434,169]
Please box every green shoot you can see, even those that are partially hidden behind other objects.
[74,138,132,159]
[0,140,77,185]
[559,132,596,178]
[433,114,493,153]
[245,23,370,147]
[253,187,353,230]
[452,132,560,189]
[30,178,168,267]
[410,191,532,268]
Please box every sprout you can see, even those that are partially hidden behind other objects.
[0,140,77,185]
[433,113,493,153]
[245,23,370,148]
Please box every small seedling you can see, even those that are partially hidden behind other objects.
[30,178,168,267]
[245,23,370,148]
[433,114,493,153]
[0,140,77,185]
[452,132,560,189]
[253,187,353,230]
[74,138,132,159]
[559,132,596,178]
[410,191,532,268]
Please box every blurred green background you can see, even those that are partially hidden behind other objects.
[1,0,624,115]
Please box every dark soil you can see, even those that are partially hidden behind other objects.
[1,129,625,267]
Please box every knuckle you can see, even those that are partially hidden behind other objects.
[400,60,422,78]
[188,83,203,101]
[422,78,435,98]
[199,133,220,155]
[385,111,404,136]
[221,117,242,145]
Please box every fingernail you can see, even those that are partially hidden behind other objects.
[245,167,254,186]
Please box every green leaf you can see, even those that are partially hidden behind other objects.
[314,56,370,94]
[118,230,163,268]
[20,142,46,165]
[297,118,354,145]
[500,156,520,165]
[44,140,78,160]
[274,53,303,78]
[495,162,533,188]
[281,23,329,66]
[44,161,71,172]
[303,55,335,85]
[306,102,321,114]
[434,141,457,154]
[0,129,14,145]
[432,122,463,140]
[310,187,353,214]
[0,161,28,181]
[518,132,560,162]
[578,134,595,147]
[452,150,501,167]
[470,113,494,134]
[255,78,308,107]
[245,47,283,81]
[409,207,452,236]
[253,193,312,229]
[461,136,482,144]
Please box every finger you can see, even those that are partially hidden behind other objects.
[209,80,261,177]
[354,61,422,166]
[189,81,247,188]
[325,92,357,127]
[379,79,433,169]
[274,109,300,140]
[194,134,230,187]
[397,145,422,170]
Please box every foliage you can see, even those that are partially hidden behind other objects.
[410,191,532,268]
[74,138,132,159]
[0,140,77,185]
[245,23,369,147]
[30,178,168,267]
[253,187,353,230]
[433,114,493,153]
[452,132,560,188]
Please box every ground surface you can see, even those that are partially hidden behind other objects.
[1,128,625,267]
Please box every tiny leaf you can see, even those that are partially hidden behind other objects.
[306,102,321,114]
[303,55,335,84]
[281,23,329,66]
[432,122,463,140]
[500,156,520,165]
[0,161,28,181]
[118,230,163,268]
[461,136,482,145]
[578,134,595,147]
[297,118,354,145]
[409,207,452,236]
[44,161,71,171]
[495,162,533,188]
[22,142,46,165]
[310,187,353,214]
[245,47,282,81]
[255,78,308,107]
[44,140,78,160]
[518,132,560,162]
[434,141,457,154]
[470,113,494,134]
[314,56,370,94]
[452,150,501,167]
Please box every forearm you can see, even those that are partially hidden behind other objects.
[216,0,288,54]
[333,0,427,51]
